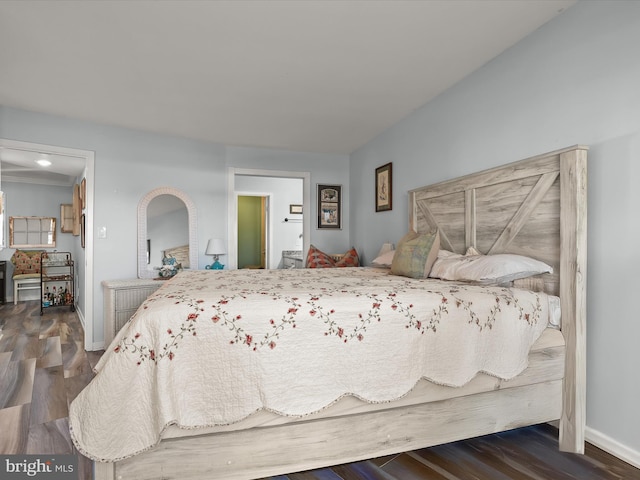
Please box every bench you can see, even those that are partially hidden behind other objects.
[10,250,43,304]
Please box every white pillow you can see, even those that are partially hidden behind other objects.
[429,249,553,285]
[371,249,395,268]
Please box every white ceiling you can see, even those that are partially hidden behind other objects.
[0,147,85,186]
[0,0,575,182]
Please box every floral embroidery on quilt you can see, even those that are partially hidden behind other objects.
[112,269,544,364]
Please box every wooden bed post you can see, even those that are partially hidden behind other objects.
[93,459,114,480]
[558,147,587,453]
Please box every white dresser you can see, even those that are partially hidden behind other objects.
[102,278,164,346]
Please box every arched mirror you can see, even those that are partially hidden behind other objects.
[138,187,198,279]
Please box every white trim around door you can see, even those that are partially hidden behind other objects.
[0,138,96,351]
[227,168,310,270]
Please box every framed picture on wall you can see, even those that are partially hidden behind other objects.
[60,204,74,233]
[317,184,341,229]
[375,162,392,212]
[80,177,87,209]
[72,183,81,236]
[9,216,56,248]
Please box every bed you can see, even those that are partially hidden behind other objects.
[77,145,587,480]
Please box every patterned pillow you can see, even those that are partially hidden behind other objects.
[11,250,43,275]
[306,245,336,268]
[335,247,360,267]
[390,230,440,279]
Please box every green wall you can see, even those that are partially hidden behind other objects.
[237,196,262,268]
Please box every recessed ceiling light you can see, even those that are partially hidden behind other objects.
[36,155,52,167]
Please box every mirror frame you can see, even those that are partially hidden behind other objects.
[138,187,198,279]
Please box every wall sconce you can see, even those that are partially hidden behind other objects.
[205,238,226,270]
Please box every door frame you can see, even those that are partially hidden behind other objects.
[227,168,310,270]
[0,138,95,350]
[236,193,269,269]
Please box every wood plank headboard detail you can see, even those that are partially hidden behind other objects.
[164,245,190,269]
[409,145,588,452]
[409,146,586,296]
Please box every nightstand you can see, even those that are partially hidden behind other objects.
[102,278,163,346]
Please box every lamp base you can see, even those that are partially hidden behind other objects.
[206,260,224,270]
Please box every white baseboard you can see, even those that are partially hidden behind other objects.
[76,306,85,329]
[586,426,640,469]
[74,306,105,351]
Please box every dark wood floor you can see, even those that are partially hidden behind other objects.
[1,301,638,480]
[0,300,100,480]
[264,424,640,480]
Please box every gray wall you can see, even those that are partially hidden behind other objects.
[351,0,640,459]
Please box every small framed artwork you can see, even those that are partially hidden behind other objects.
[375,162,392,212]
[289,204,303,214]
[317,184,341,229]
[60,204,74,233]
[72,183,81,236]
[80,177,87,210]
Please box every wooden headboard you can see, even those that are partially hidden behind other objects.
[164,245,190,269]
[409,145,587,451]
[409,146,587,297]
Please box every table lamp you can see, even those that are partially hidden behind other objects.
[377,242,394,257]
[205,238,226,270]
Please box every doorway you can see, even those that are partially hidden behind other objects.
[237,195,268,269]
[227,168,311,270]
[0,138,95,350]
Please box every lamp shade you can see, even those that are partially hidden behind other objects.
[376,242,394,257]
[205,238,226,256]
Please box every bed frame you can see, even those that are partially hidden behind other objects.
[94,145,587,480]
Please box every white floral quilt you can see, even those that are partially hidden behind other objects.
[70,268,551,462]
